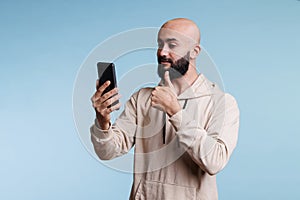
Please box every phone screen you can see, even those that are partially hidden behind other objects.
[97,62,119,108]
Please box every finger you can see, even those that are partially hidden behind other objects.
[151,99,157,107]
[99,80,111,93]
[92,98,104,109]
[151,88,157,96]
[151,101,164,111]
[102,94,121,108]
[152,86,163,93]
[95,81,111,99]
[91,93,97,103]
[93,94,117,109]
[105,102,122,114]
[151,91,160,101]
[151,96,156,104]
[91,91,103,105]
[164,71,174,88]
[101,88,119,103]
[93,88,119,110]
[96,79,99,89]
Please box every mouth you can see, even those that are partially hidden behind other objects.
[158,59,172,66]
[158,56,173,65]
[160,61,171,65]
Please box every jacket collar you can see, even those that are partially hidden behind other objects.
[158,73,221,100]
[177,73,220,100]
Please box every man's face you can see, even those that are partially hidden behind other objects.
[156,28,191,80]
[157,52,190,80]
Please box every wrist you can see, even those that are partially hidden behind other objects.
[166,101,181,117]
[96,112,110,130]
[97,119,111,130]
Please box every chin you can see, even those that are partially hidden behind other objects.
[161,63,171,69]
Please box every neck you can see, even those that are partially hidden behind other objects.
[171,63,199,95]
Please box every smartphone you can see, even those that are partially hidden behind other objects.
[97,62,119,108]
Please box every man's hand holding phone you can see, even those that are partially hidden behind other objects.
[91,62,120,130]
[91,80,121,130]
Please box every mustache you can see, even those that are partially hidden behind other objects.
[157,56,173,64]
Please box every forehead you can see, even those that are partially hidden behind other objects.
[158,28,185,41]
[157,28,195,44]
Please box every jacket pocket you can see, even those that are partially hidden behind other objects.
[135,179,196,200]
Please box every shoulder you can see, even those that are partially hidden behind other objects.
[130,87,154,104]
[199,75,239,114]
[201,74,238,104]
[132,87,153,97]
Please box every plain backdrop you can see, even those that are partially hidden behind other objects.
[1,0,299,199]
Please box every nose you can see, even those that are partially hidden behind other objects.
[157,45,169,57]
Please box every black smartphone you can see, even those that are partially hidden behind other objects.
[97,62,119,108]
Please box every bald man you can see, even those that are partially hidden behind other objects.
[91,18,239,200]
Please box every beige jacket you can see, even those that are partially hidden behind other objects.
[91,74,239,200]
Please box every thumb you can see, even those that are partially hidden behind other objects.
[164,71,174,89]
[96,79,99,89]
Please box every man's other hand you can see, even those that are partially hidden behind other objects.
[151,71,181,116]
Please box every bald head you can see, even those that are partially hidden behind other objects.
[161,18,200,44]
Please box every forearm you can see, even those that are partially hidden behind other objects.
[90,119,135,160]
[176,126,234,175]
[169,96,239,175]
[90,94,138,160]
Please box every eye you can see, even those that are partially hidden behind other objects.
[157,41,163,49]
[168,43,177,49]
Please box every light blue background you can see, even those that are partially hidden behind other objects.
[1,0,299,199]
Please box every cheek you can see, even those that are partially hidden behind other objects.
[169,52,180,62]
[156,49,160,57]
[170,48,187,59]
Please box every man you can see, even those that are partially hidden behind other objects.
[90,18,239,200]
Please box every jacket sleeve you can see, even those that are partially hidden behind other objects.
[169,93,240,175]
[90,93,138,160]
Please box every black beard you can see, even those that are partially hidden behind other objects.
[157,52,190,80]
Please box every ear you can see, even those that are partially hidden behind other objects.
[190,45,201,59]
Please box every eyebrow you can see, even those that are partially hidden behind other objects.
[166,38,178,42]
[157,38,178,43]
